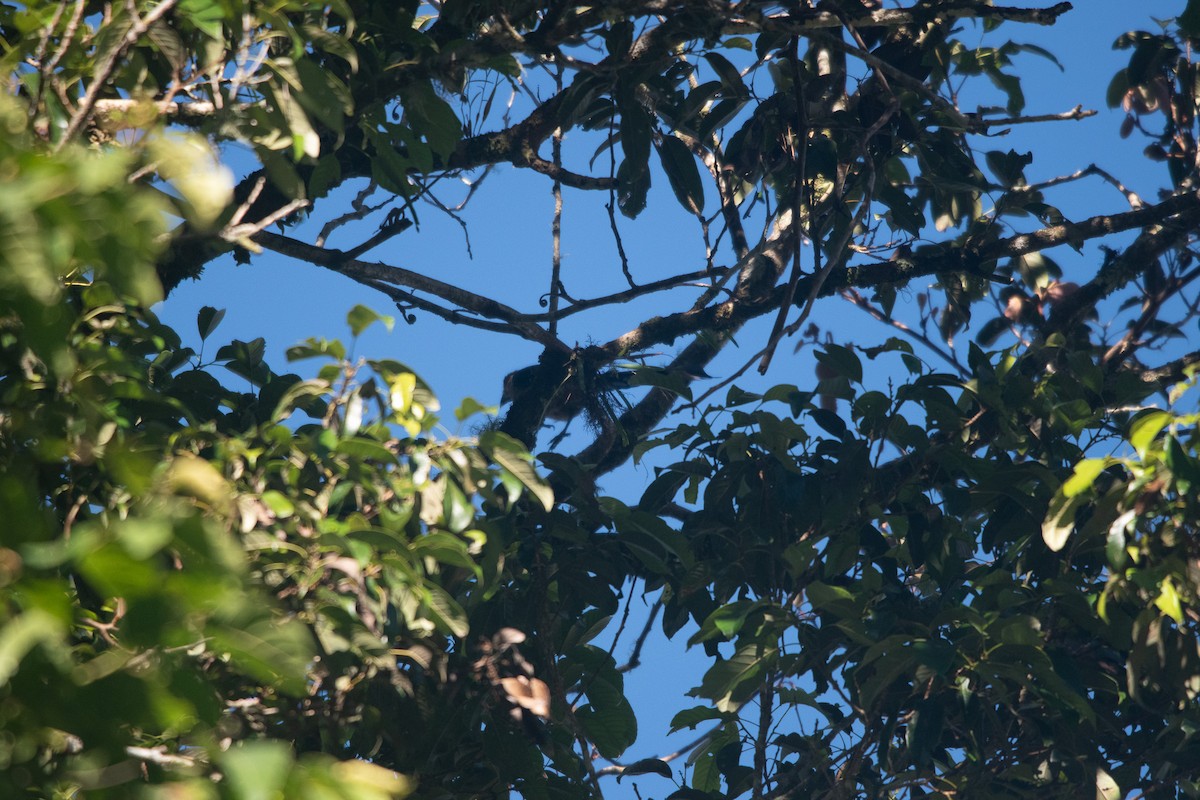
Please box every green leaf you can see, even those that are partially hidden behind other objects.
[221,741,294,800]
[196,305,225,341]
[1106,69,1129,109]
[670,705,725,732]
[442,478,474,533]
[1062,458,1108,497]
[576,675,637,758]
[816,344,862,383]
[617,758,672,781]
[208,618,315,697]
[1129,409,1170,458]
[294,57,352,133]
[402,81,463,157]
[905,699,945,768]
[1182,0,1200,35]
[424,584,470,637]
[0,610,68,685]
[335,436,399,464]
[1156,577,1184,623]
[347,304,395,336]
[985,149,1033,187]
[480,431,554,511]
[657,134,705,214]
[287,337,347,362]
[703,53,748,98]
[145,20,187,70]
[455,397,492,422]
[667,790,720,800]
[805,581,856,615]
[617,156,651,218]
[1096,767,1122,800]
[693,644,776,712]
[301,24,359,71]
[1042,491,1084,552]
[692,600,759,643]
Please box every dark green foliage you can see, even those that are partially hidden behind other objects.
[7,2,1200,799]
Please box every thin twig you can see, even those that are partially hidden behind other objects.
[979,104,1096,128]
[594,724,722,777]
[528,268,728,322]
[226,176,268,228]
[125,746,200,768]
[316,182,387,247]
[616,596,662,674]
[223,198,310,242]
[549,65,565,336]
[842,289,968,378]
[758,36,809,375]
[607,114,636,287]
[32,1,86,122]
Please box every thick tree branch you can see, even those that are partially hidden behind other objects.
[748,1,1072,38]
[1047,201,1200,333]
[569,191,1200,475]
[1135,350,1200,388]
[93,98,224,130]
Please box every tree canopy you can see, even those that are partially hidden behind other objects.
[5,1,1200,798]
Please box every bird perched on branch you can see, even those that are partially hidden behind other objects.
[501,363,632,423]
[500,348,712,449]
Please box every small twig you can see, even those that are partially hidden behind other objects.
[758,37,809,375]
[785,83,899,340]
[421,185,477,258]
[223,198,310,243]
[811,31,972,131]
[842,289,968,378]
[753,670,775,799]
[977,104,1097,129]
[1103,264,1200,366]
[594,724,722,777]
[526,268,725,323]
[316,182,387,247]
[549,66,565,336]
[616,596,662,674]
[32,0,86,121]
[521,153,616,190]
[125,746,200,768]
[225,176,268,228]
[606,119,636,287]
[605,580,637,671]
[784,157,882,345]
[1083,163,1144,209]
[341,218,414,260]
[30,1,69,76]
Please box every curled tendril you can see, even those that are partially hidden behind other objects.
[540,282,575,309]
[393,303,418,325]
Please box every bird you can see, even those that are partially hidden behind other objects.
[501,364,632,423]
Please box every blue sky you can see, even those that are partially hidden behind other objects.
[156,3,1183,794]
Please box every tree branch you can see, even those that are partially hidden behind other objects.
[252,230,565,350]
[750,2,1073,39]
[567,191,1200,476]
[1135,349,1200,388]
